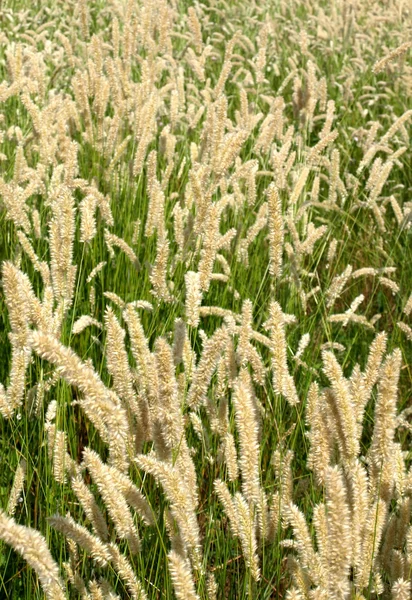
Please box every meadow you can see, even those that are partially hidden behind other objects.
[0,0,411,598]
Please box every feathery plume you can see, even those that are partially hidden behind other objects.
[49,514,111,566]
[187,326,229,408]
[326,265,353,310]
[322,351,358,463]
[135,454,202,568]
[7,459,26,516]
[223,431,239,482]
[29,331,130,470]
[71,476,109,541]
[403,293,412,317]
[372,42,412,74]
[267,184,284,278]
[368,349,402,500]
[82,449,140,553]
[285,503,318,579]
[105,230,139,268]
[104,307,136,411]
[0,511,66,600]
[214,479,239,537]
[306,383,332,485]
[392,579,411,600]
[72,315,102,335]
[185,271,203,327]
[323,466,351,599]
[266,302,299,405]
[107,543,148,600]
[233,492,261,581]
[150,235,172,301]
[168,551,200,600]
[49,185,77,313]
[232,369,261,505]
[52,430,70,484]
[397,322,412,341]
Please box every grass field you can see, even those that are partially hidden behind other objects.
[0,0,411,598]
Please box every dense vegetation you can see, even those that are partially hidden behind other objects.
[0,0,411,598]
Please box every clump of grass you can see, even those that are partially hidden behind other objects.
[0,0,411,598]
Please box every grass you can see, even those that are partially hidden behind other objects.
[0,0,412,598]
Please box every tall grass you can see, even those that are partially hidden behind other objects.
[0,0,411,598]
